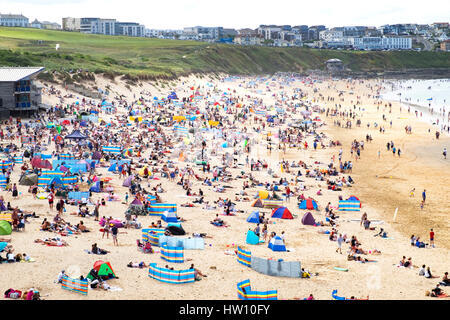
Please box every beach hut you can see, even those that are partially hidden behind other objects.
[246,211,261,223]
[251,198,264,208]
[301,212,316,226]
[271,207,293,219]
[246,230,265,245]
[0,221,12,235]
[298,198,319,210]
[268,236,286,252]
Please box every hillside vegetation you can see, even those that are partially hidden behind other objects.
[0,27,449,80]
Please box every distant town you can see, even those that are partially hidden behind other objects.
[0,13,449,51]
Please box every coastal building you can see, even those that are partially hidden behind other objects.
[31,19,61,30]
[351,36,412,50]
[63,17,145,37]
[0,67,45,117]
[234,33,263,46]
[441,40,450,51]
[307,25,326,40]
[183,26,224,41]
[325,59,344,73]
[62,17,81,31]
[145,29,183,39]
[115,22,145,37]
[257,25,282,40]
[319,30,344,42]
[292,25,309,41]
[0,13,29,27]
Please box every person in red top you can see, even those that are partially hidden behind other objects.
[48,192,54,210]
[430,229,435,248]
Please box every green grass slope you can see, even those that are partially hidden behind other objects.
[0,27,449,79]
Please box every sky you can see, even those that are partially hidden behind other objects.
[1,0,449,30]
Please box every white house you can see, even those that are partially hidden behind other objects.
[319,30,344,41]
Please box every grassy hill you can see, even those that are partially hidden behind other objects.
[0,27,449,80]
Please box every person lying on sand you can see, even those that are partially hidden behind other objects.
[127,261,147,268]
[192,233,213,238]
[34,238,68,246]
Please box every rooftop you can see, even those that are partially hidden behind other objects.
[0,67,45,82]
[0,13,28,19]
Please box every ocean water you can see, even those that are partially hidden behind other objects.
[382,79,450,129]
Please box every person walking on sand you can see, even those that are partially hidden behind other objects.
[422,189,426,203]
[111,224,118,246]
[336,234,343,254]
[102,218,110,239]
[430,229,435,248]
[409,188,415,197]
[48,191,54,210]
[443,147,447,159]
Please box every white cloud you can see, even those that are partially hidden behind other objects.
[0,0,448,29]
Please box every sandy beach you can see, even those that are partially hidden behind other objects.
[1,74,449,301]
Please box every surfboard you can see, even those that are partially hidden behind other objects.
[334,267,348,272]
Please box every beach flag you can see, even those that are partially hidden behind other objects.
[160,243,184,263]
[237,246,252,267]
[148,263,195,284]
[61,275,88,295]
[237,279,277,300]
